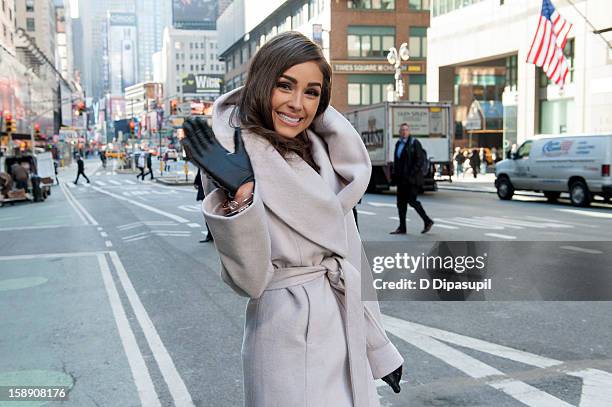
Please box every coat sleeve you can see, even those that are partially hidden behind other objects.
[363,299,404,379]
[202,186,275,299]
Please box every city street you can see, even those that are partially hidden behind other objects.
[1,158,611,406]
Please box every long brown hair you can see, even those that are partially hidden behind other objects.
[226,31,332,172]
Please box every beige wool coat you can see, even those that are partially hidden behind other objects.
[202,89,404,407]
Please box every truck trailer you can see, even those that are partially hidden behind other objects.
[345,101,453,193]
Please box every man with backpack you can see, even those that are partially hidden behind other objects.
[390,123,434,235]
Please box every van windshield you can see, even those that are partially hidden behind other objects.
[517,141,532,159]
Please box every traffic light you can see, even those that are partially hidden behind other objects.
[129,120,135,136]
[4,112,15,133]
[34,123,41,139]
[76,101,86,116]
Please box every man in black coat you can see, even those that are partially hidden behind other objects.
[143,152,155,180]
[391,123,433,234]
[73,154,90,185]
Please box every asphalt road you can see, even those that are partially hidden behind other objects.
[0,158,610,407]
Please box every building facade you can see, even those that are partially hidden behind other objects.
[160,26,224,113]
[427,0,612,151]
[0,0,17,53]
[217,0,430,113]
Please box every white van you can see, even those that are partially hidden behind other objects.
[495,134,612,206]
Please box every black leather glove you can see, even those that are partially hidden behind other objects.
[381,365,402,393]
[181,118,254,199]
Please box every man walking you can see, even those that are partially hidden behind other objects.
[143,151,155,180]
[73,154,90,185]
[136,150,146,181]
[391,123,434,235]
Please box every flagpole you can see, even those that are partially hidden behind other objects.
[564,0,612,50]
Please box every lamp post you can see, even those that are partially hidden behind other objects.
[386,42,410,101]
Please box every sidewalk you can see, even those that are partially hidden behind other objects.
[436,173,498,193]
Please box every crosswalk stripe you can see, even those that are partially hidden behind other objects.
[433,223,459,230]
[556,208,612,219]
[108,180,122,185]
[187,223,201,228]
[559,245,603,255]
[382,315,573,407]
[95,181,107,186]
[66,182,75,188]
[368,202,396,208]
[485,233,517,240]
[124,180,136,185]
[434,218,502,230]
[106,172,112,175]
[357,210,376,216]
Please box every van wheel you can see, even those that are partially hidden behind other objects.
[544,191,560,202]
[496,177,514,200]
[569,181,591,207]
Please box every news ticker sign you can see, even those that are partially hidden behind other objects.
[332,61,423,74]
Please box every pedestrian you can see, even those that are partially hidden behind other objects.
[453,146,464,178]
[142,151,155,180]
[491,146,498,163]
[163,151,170,172]
[390,123,434,235]
[73,154,90,184]
[100,149,107,169]
[136,150,146,180]
[10,162,29,190]
[194,169,214,243]
[469,149,480,179]
[181,31,403,407]
[479,147,487,174]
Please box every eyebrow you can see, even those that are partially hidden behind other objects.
[280,74,322,88]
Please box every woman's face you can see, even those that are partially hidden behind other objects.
[270,61,323,139]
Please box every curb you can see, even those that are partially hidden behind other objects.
[154,178,194,186]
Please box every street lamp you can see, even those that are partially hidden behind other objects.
[387,42,410,101]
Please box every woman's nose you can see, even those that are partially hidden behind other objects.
[288,92,303,110]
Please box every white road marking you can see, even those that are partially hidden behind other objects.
[0,225,74,232]
[382,316,574,407]
[124,179,137,185]
[100,232,108,237]
[95,181,107,186]
[187,223,201,228]
[106,172,112,175]
[97,227,103,231]
[105,240,113,247]
[433,223,459,230]
[60,182,99,226]
[434,218,501,230]
[60,183,87,225]
[555,208,612,219]
[568,368,612,407]
[0,251,110,261]
[97,254,161,407]
[497,216,573,229]
[154,233,191,237]
[90,185,189,223]
[108,180,122,186]
[178,204,201,212]
[108,252,196,406]
[122,232,148,240]
[124,235,149,243]
[368,202,396,208]
[485,233,517,240]
[382,315,612,407]
[559,246,603,255]
[66,182,75,188]
[388,216,400,221]
[357,210,376,215]
[524,216,598,229]
[150,230,191,234]
[83,183,91,188]
[453,217,507,230]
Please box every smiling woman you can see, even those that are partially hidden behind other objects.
[181,31,404,407]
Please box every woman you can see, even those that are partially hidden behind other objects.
[182,32,404,407]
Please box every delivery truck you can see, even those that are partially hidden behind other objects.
[345,101,453,192]
[495,133,612,207]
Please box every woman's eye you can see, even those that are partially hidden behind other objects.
[306,89,320,97]
[276,82,292,90]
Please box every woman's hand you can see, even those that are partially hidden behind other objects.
[381,365,402,393]
[181,118,254,199]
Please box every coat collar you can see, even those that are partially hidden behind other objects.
[211,89,371,258]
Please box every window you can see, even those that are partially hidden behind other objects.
[26,0,34,12]
[176,64,179,71]
[348,75,394,105]
[408,27,427,58]
[26,18,35,32]
[505,55,517,88]
[347,0,395,10]
[347,26,395,58]
[409,0,429,10]
[408,74,426,101]
[516,141,532,159]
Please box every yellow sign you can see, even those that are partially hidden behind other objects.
[408,65,422,72]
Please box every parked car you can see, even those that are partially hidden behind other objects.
[495,134,612,206]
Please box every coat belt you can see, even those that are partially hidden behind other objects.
[266,257,370,407]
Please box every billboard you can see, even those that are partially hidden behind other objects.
[172,0,217,30]
[107,12,138,95]
[181,73,222,95]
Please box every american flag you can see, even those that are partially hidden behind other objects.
[526,0,573,87]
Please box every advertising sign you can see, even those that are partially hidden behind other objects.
[172,0,217,30]
[181,74,222,94]
[392,107,429,136]
[107,12,138,95]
